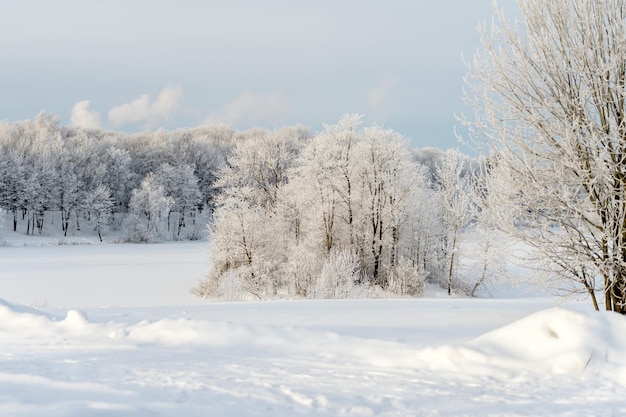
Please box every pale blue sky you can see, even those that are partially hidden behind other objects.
[0,0,517,150]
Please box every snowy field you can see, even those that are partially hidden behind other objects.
[1,238,626,416]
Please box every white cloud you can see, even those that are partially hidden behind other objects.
[70,100,102,130]
[108,85,183,128]
[205,92,290,126]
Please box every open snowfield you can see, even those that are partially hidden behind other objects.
[1,236,626,416]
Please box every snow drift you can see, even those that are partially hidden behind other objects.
[469,308,626,380]
[2,297,625,382]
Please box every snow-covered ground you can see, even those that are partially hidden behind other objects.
[0,242,208,308]
[1,231,626,416]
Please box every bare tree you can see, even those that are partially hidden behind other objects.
[463,0,626,312]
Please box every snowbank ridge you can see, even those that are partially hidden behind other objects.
[1,298,625,383]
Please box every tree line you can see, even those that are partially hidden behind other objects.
[0,112,243,241]
[0,112,491,299]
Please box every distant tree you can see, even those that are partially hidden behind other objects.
[126,174,174,242]
[215,128,305,208]
[56,147,83,236]
[207,190,280,298]
[6,113,63,235]
[0,148,26,232]
[83,185,114,242]
[0,207,5,240]
[154,163,202,239]
[198,127,307,298]
[99,143,133,212]
[186,124,236,208]
[462,162,513,298]
[355,126,426,288]
[435,149,475,295]
[21,157,58,235]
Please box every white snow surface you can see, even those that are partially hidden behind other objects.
[1,240,626,416]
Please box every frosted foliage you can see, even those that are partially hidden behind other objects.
[387,257,426,297]
[82,185,114,242]
[0,207,5,239]
[463,0,626,312]
[311,248,361,299]
[215,129,302,208]
[126,174,174,242]
[154,163,202,239]
[0,115,242,241]
[435,148,475,295]
[216,269,246,301]
[198,114,448,299]
[280,242,320,297]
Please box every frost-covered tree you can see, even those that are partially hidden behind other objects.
[288,114,362,255]
[196,116,434,299]
[126,174,174,242]
[0,114,240,240]
[154,163,202,238]
[197,128,307,298]
[286,117,431,293]
[205,190,282,298]
[17,114,62,235]
[0,148,26,232]
[0,207,5,240]
[435,149,475,295]
[274,115,363,296]
[463,0,626,312]
[186,124,235,208]
[22,159,55,236]
[355,126,426,288]
[83,184,114,242]
[215,127,307,208]
[56,146,83,236]
[98,143,133,213]
[463,160,513,297]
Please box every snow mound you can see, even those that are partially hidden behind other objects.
[464,308,626,380]
[0,298,53,333]
[0,298,50,318]
[404,307,626,383]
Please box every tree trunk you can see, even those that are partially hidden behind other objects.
[447,227,458,296]
[470,240,490,297]
[177,210,185,237]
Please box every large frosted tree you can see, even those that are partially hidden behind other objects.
[464,0,626,312]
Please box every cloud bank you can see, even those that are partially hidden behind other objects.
[205,92,290,126]
[108,85,183,128]
[70,100,102,130]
